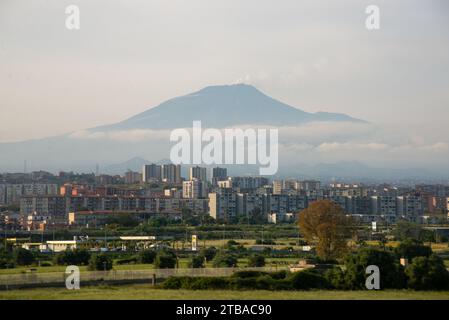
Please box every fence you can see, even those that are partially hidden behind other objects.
[0,266,288,289]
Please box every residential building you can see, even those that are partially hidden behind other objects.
[189,166,207,182]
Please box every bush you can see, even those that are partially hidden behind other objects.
[88,253,113,271]
[13,248,35,266]
[162,276,229,290]
[138,250,156,264]
[200,247,217,261]
[288,270,329,290]
[247,254,265,267]
[188,255,205,268]
[40,261,52,267]
[55,249,91,266]
[405,255,449,290]
[395,239,432,261]
[0,258,15,269]
[116,257,138,265]
[154,250,177,269]
[331,248,406,290]
[212,252,238,268]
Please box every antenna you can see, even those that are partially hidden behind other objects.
[24,160,27,173]
[95,163,99,176]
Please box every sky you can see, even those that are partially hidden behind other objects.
[0,0,448,173]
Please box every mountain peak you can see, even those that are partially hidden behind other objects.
[93,84,365,131]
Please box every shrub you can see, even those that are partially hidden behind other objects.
[405,255,449,290]
[88,253,113,271]
[138,250,156,264]
[161,276,229,290]
[288,270,329,290]
[247,254,265,267]
[188,255,205,268]
[212,252,238,268]
[395,239,432,261]
[232,271,268,279]
[200,247,217,262]
[13,248,35,266]
[334,248,406,290]
[154,250,177,269]
[0,258,15,269]
[55,249,91,266]
[116,257,138,265]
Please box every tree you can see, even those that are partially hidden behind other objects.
[392,221,422,241]
[13,248,35,266]
[328,248,406,290]
[200,247,217,262]
[289,270,329,290]
[395,239,432,261]
[88,253,113,271]
[248,254,266,267]
[212,252,238,268]
[55,249,91,266]
[138,250,156,264]
[298,200,352,261]
[405,255,449,290]
[188,255,205,268]
[154,250,177,269]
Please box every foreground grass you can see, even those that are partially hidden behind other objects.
[1,285,449,300]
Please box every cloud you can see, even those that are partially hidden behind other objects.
[69,129,170,142]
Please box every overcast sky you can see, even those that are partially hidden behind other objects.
[0,0,448,144]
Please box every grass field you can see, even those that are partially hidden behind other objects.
[0,257,299,275]
[1,285,449,300]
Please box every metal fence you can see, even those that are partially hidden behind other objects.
[0,266,288,289]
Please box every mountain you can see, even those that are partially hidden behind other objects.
[93,84,365,131]
[0,84,367,173]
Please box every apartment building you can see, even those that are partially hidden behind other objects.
[189,166,207,182]
[183,179,208,199]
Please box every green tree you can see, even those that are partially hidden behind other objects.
[188,255,205,268]
[55,249,91,266]
[395,239,432,261]
[405,255,449,290]
[138,250,156,264]
[88,253,113,271]
[247,254,266,267]
[392,221,422,241]
[154,250,177,269]
[212,252,238,268]
[328,248,406,290]
[13,248,35,266]
[199,247,217,262]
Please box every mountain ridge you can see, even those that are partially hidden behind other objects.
[92,84,365,132]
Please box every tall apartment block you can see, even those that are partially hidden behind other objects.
[212,167,227,185]
[161,164,181,184]
[189,166,207,182]
[142,164,161,182]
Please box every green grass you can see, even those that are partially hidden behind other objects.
[1,285,449,300]
[0,258,299,275]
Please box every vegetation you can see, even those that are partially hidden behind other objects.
[138,250,156,264]
[405,255,449,291]
[212,252,238,268]
[247,254,266,267]
[326,248,406,290]
[154,250,177,269]
[88,254,113,271]
[298,200,352,261]
[395,239,432,261]
[55,249,91,266]
[13,248,35,266]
